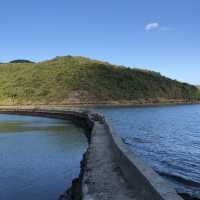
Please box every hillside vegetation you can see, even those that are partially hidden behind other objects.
[0,55,199,105]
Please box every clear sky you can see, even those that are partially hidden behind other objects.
[0,0,199,84]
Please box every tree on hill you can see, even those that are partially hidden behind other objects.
[9,59,34,64]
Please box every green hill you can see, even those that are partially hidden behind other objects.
[0,55,199,105]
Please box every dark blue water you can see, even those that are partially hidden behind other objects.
[92,104,200,199]
[0,114,87,200]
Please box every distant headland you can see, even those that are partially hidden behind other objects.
[0,55,199,106]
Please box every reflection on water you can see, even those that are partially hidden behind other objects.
[92,104,200,199]
[0,114,87,200]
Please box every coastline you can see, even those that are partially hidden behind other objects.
[0,99,199,109]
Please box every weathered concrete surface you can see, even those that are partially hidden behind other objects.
[82,122,136,200]
[0,106,184,200]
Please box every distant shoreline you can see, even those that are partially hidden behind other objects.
[0,100,199,108]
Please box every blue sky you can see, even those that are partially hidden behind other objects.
[0,0,199,84]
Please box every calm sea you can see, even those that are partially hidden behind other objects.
[0,114,87,200]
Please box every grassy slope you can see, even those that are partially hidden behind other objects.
[0,56,199,105]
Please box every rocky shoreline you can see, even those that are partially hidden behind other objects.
[58,151,87,200]
[0,99,200,108]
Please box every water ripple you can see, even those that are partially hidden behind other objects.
[93,104,200,199]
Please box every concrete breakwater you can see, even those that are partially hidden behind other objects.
[0,107,183,200]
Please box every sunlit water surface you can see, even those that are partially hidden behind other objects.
[0,114,87,200]
[92,104,200,199]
